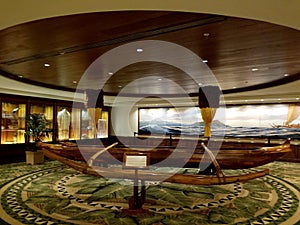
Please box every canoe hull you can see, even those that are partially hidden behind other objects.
[38,140,291,170]
[41,148,270,185]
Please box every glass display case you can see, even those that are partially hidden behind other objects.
[0,94,112,164]
[0,95,111,144]
[70,108,82,140]
[1,102,26,144]
[56,106,81,141]
[30,104,53,142]
[81,108,109,139]
[101,111,109,138]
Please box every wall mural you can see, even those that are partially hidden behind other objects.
[138,104,300,139]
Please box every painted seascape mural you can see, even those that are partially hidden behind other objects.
[138,104,300,139]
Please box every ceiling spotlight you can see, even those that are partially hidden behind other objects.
[158,78,162,81]
[251,68,258,71]
[108,72,113,75]
[260,99,264,101]
[72,80,77,84]
[118,85,122,88]
[44,63,50,67]
[203,33,210,37]
[296,98,300,100]
[284,73,289,77]
[136,48,143,53]
[202,59,208,63]
[18,75,23,78]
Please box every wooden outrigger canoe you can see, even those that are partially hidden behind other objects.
[38,139,291,170]
[37,140,291,185]
[41,146,270,185]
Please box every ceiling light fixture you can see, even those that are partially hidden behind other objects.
[136,48,143,53]
[108,72,113,75]
[251,68,258,71]
[202,59,208,63]
[203,33,210,37]
[284,73,289,77]
[158,78,162,81]
[44,63,50,67]
[72,81,77,84]
[18,75,23,78]
[296,98,300,100]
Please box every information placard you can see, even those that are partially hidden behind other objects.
[123,153,150,170]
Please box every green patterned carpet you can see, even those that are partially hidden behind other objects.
[0,160,299,225]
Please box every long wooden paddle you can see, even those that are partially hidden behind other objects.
[87,142,118,166]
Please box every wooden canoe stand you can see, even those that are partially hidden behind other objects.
[121,152,150,215]
[87,143,149,215]
[121,169,149,216]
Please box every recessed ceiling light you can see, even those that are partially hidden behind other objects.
[203,33,210,37]
[44,63,50,67]
[284,73,289,77]
[202,59,208,63]
[296,98,299,100]
[198,83,203,86]
[108,72,113,75]
[118,85,122,88]
[251,68,258,71]
[158,78,162,81]
[233,86,237,89]
[72,80,77,84]
[18,75,23,78]
[136,48,143,53]
[260,99,264,101]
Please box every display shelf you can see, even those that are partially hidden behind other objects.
[1,102,26,144]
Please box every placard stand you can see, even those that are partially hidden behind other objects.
[122,153,150,215]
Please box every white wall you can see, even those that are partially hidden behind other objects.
[110,105,139,137]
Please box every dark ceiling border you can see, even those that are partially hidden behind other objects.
[0,69,77,92]
[1,69,299,97]
[222,72,300,95]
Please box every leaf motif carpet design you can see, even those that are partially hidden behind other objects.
[0,160,299,225]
